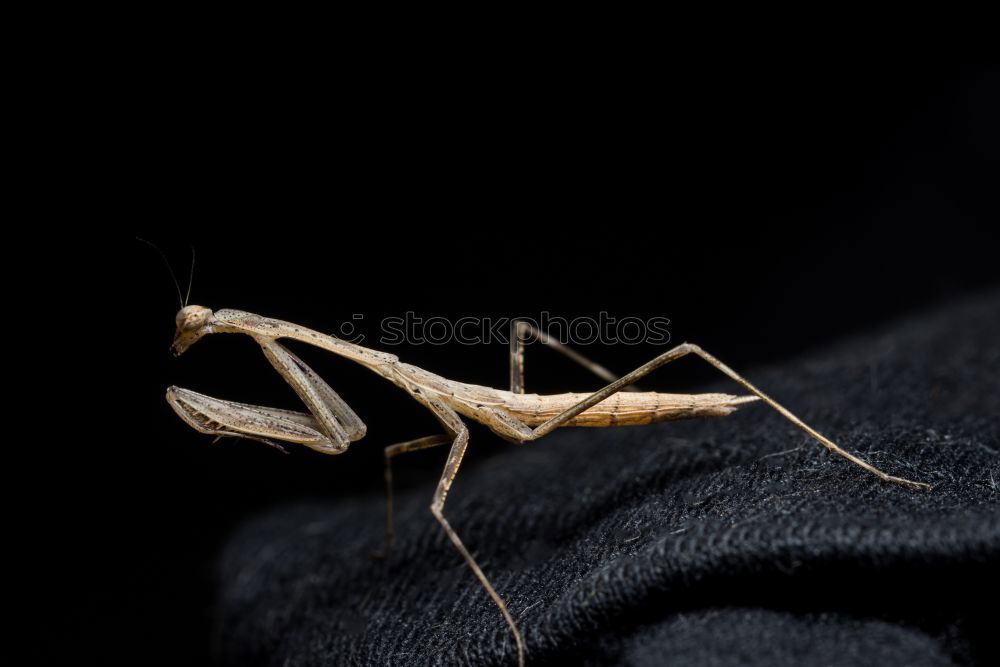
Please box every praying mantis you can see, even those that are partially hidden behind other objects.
[165,305,931,667]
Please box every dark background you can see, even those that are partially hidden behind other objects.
[40,63,1000,664]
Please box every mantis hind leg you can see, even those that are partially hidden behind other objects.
[526,342,930,490]
[509,319,641,393]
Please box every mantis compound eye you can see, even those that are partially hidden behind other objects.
[176,305,214,332]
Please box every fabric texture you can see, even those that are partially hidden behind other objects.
[215,292,999,666]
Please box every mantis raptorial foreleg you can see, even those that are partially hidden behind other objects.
[166,386,321,452]
[167,337,366,455]
[258,338,366,447]
[509,319,641,393]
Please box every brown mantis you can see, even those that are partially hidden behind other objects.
[165,305,931,667]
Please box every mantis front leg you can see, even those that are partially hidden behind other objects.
[167,337,367,455]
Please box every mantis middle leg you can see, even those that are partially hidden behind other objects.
[375,434,450,558]
[417,394,527,667]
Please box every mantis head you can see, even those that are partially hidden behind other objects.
[172,305,214,356]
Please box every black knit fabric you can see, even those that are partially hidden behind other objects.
[215,293,999,666]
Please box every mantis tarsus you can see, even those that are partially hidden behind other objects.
[166,305,931,667]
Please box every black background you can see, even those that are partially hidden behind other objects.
[41,63,1000,664]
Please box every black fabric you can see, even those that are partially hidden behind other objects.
[215,292,999,666]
